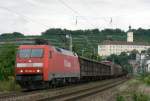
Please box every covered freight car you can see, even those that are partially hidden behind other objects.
[79,57,111,80]
[101,61,123,77]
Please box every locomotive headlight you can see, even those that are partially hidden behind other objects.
[33,63,43,67]
[37,69,40,72]
[20,70,23,73]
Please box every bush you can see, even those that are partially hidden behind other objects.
[132,92,149,101]
[136,73,150,85]
[0,77,21,92]
[116,95,125,101]
[144,75,150,85]
[0,44,17,80]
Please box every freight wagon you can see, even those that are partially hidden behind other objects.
[79,57,111,80]
[79,58,123,80]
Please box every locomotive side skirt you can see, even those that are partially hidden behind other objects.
[48,73,80,80]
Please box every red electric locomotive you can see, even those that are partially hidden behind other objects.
[16,45,80,89]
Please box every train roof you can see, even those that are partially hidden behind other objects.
[54,47,78,57]
[101,61,113,65]
[18,45,49,49]
[79,56,111,66]
[79,57,122,67]
[18,45,78,57]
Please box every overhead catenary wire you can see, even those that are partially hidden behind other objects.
[57,0,98,54]
[0,6,50,30]
[58,0,99,54]
[25,0,111,29]
[57,0,96,28]
[79,0,107,29]
[24,0,96,30]
[0,1,97,54]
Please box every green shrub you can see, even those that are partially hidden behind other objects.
[136,73,150,85]
[0,76,21,92]
[143,75,150,85]
[0,44,17,80]
[116,95,125,101]
[132,92,149,101]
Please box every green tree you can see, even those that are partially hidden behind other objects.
[118,52,128,65]
[107,52,133,73]
[107,54,119,64]
[0,44,17,80]
[128,50,139,59]
[12,32,24,37]
[0,32,24,41]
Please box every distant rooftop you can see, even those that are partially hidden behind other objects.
[101,40,150,46]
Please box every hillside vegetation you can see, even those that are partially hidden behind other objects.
[1,28,150,58]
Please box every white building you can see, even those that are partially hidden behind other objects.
[145,60,150,72]
[127,31,133,42]
[136,53,150,73]
[98,30,150,56]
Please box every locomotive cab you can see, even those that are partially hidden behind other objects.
[15,45,51,89]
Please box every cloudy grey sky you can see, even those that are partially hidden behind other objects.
[0,0,150,35]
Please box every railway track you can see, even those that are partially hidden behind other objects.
[0,77,128,101]
[0,85,75,101]
[38,77,127,101]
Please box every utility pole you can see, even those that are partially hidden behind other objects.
[82,49,85,56]
[66,34,72,51]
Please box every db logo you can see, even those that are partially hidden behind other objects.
[64,60,71,68]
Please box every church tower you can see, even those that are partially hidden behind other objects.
[127,26,133,42]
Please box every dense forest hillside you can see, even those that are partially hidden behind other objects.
[0,28,150,58]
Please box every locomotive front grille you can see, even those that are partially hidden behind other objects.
[16,74,43,81]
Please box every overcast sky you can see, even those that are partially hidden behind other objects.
[0,0,150,35]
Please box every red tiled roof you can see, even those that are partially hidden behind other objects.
[101,40,150,46]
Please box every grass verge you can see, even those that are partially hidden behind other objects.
[0,77,21,92]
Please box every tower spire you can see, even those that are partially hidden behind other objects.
[129,25,132,32]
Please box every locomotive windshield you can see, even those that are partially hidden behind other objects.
[31,49,43,57]
[19,49,31,58]
[19,49,43,58]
